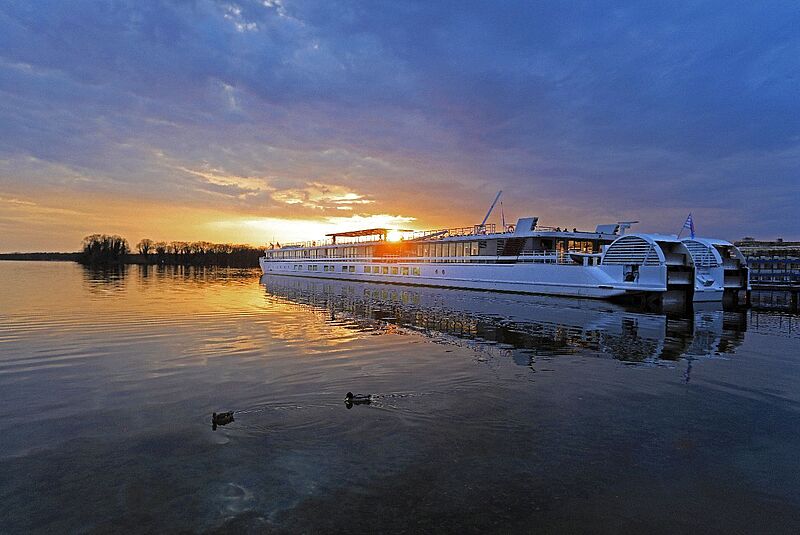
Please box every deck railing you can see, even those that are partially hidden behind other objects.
[278,223,505,249]
[262,251,579,265]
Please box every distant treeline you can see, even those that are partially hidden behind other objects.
[0,252,82,261]
[79,234,266,267]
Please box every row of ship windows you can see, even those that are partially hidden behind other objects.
[748,263,800,270]
[287,264,428,276]
[751,274,799,282]
[273,242,482,259]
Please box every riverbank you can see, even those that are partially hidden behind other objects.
[0,253,82,261]
[0,253,259,268]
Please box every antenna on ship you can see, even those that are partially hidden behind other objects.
[479,190,503,232]
[617,221,639,235]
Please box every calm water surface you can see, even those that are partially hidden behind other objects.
[1,261,799,533]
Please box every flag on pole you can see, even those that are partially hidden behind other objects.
[682,213,695,239]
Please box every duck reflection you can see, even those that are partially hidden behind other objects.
[259,274,747,365]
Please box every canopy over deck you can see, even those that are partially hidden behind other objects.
[325,228,413,244]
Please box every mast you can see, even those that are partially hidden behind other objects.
[480,190,503,228]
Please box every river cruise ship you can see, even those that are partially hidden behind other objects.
[259,217,750,304]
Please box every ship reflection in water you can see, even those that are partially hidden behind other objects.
[259,274,747,370]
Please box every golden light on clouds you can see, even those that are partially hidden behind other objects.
[270,182,374,210]
[177,167,272,197]
[212,214,417,245]
[0,179,425,252]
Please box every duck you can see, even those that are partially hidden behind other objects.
[344,392,372,405]
[212,411,235,427]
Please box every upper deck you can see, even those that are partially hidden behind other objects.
[265,217,628,264]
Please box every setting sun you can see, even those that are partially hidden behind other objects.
[386,229,403,242]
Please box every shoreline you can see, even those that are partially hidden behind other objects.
[0,254,257,268]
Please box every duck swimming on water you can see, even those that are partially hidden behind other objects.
[211,411,234,430]
[344,392,372,406]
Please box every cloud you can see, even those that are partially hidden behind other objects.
[177,166,274,198]
[271,182,373,209]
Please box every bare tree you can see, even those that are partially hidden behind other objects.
[154,241,167,263]
[137,238,154,257]
[80,234,130,265]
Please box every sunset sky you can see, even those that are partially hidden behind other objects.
[1,1,798,252]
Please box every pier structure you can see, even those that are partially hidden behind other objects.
[735,237,800,285]
[735,237,800,312]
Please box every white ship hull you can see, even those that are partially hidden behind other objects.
[259,257,666,299]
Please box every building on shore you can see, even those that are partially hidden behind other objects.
[734,238,800,285]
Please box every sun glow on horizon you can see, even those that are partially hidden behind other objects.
[210,214,417,245]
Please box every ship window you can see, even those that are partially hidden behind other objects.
[423,244,430,257]
[348,266,355,273]
[391,266,399,275]
[363,266,370,273]
[456,242,464,257]
[401,267,409,275]
[412,267,420,276]
[341,266,348,272]
[435,243,442,258]
[449,242,457,258]
[382,266,389,274]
